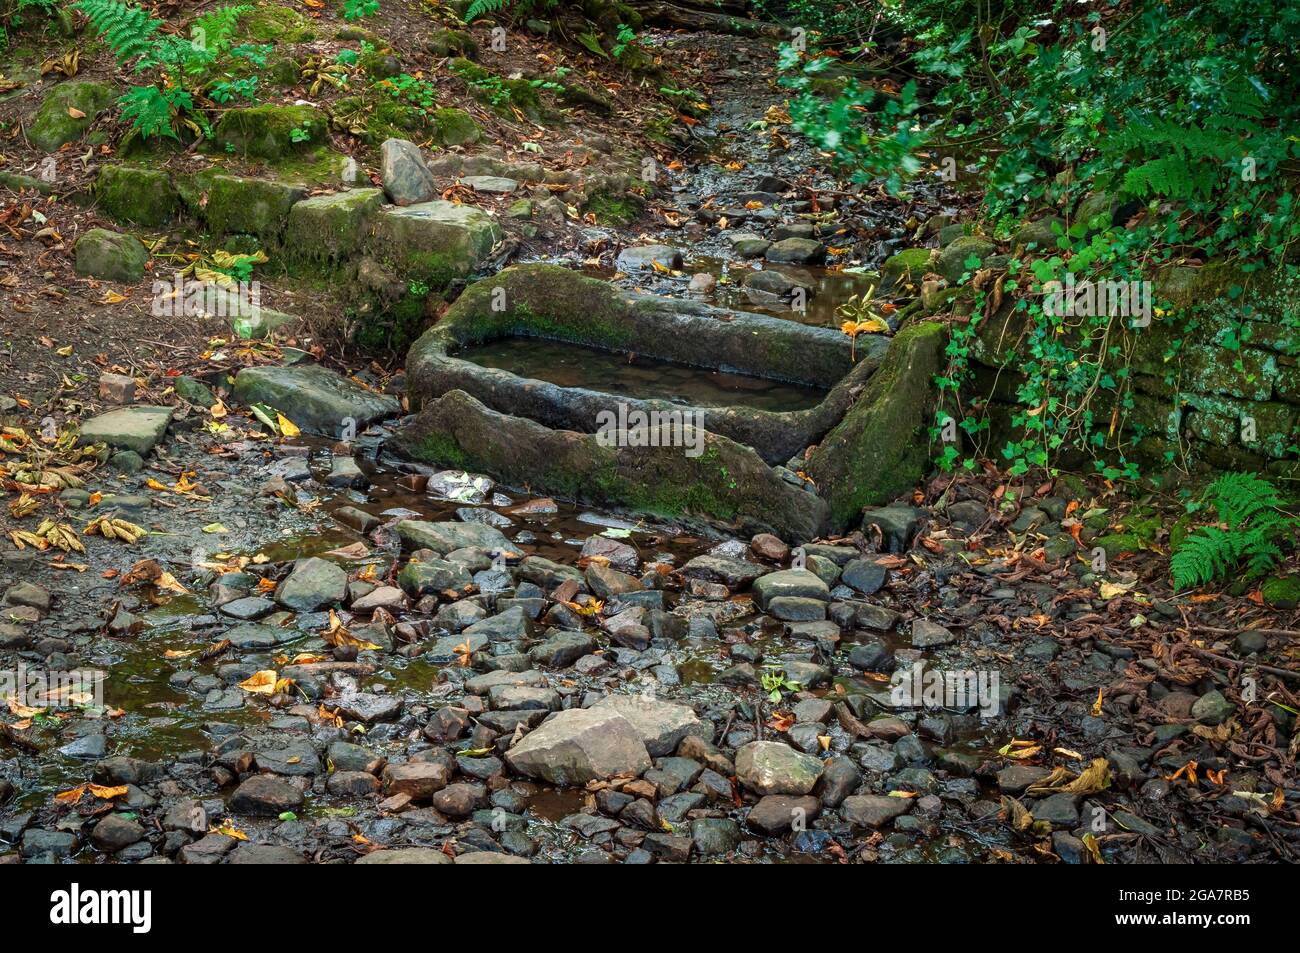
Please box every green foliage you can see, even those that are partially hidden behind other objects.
[342,0,379,21]
[611,23,637,61]
[75,0,162,64]
[75,1,256,139]
[463,0,556,25]
[464,0,510,21]
[760,668,801,703]
[778,48,927,194]
[1170,473,1298,589]
[773,0,1300,479]
[116,84,192,139]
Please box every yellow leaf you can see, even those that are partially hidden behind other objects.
[277,415,301,438]
[156,571,188,593]
[1091,688,1104,716]
[88,784,129,799]
[212,821,248,840]
[1098,581,1132,600]
[1081,832,1104,864]
[238,670,279,694]
[66,106,85,119]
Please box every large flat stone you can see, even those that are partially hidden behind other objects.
[78,405,172,454]
[232,364,399,438]
[590,694,711,757]
[394,519,511,555]
[735,740,823,795]
[505,707,652,784]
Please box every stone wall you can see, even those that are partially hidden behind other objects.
[966,263,1300,478]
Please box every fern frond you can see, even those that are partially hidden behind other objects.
[1171,526,1240,590]
[465,0,509,22]
[1170,472,1298,590]
[75,0,161,64]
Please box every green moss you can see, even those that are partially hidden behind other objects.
[402,250,460,289]
[214,104,325,160]
[807,320,947,529]
[242,4,317,43]
[270,147,356,186]
[350,95,431,143]
[432,107,481,146]
[356,293,429,353]
[448,57,492,84]
[28,80,113,152]
[881,248,933,293]
[284,188,383,269]
[202,175,305,240]
[436,269,639,353]
[448,58,549,123]
[428,28,478,58]
[359,49,402,79]
[1260,574,1300,609]
[95,165,178,227]
[583,191,643,226]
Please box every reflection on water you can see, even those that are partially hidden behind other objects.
[456,337,826,412]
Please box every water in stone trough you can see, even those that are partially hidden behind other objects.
[456,337,827,411]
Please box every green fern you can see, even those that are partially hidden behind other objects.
[75,0,162,65]
[464,0,509,21]
[117,84,192,139]
[1170,473,1298,590]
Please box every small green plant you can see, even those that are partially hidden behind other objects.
[208,76,259,103]
[1170,473,1298,590]
[760,668,801,703]
[342,0,379,20]
[612,23,637,60]
[289,121,312,143]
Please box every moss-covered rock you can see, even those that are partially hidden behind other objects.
[1261,574,1300,610]
[936,235,997,284]
[806,321,948,530]
[202,175,306,240]
[428,28,478,58]
[95,165,178,227]
[583,190,644,226]
[242,3,317,43]
[391,389,828,542]
[74,228,147,283]
[368,200,501,288]
[448,58,549,123]
[559,81,614,115]
[284,188,384,267]
[28,80,113,152]
[432,107,481,146]
[214,105,325,160]
[0,170,55,195]
[1013,216,1063,252]
[405,263,869,466]
[880,248,933,294]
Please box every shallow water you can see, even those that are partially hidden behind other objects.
[455,337,827,412]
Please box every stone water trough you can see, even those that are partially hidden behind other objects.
[394,263,926,542]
